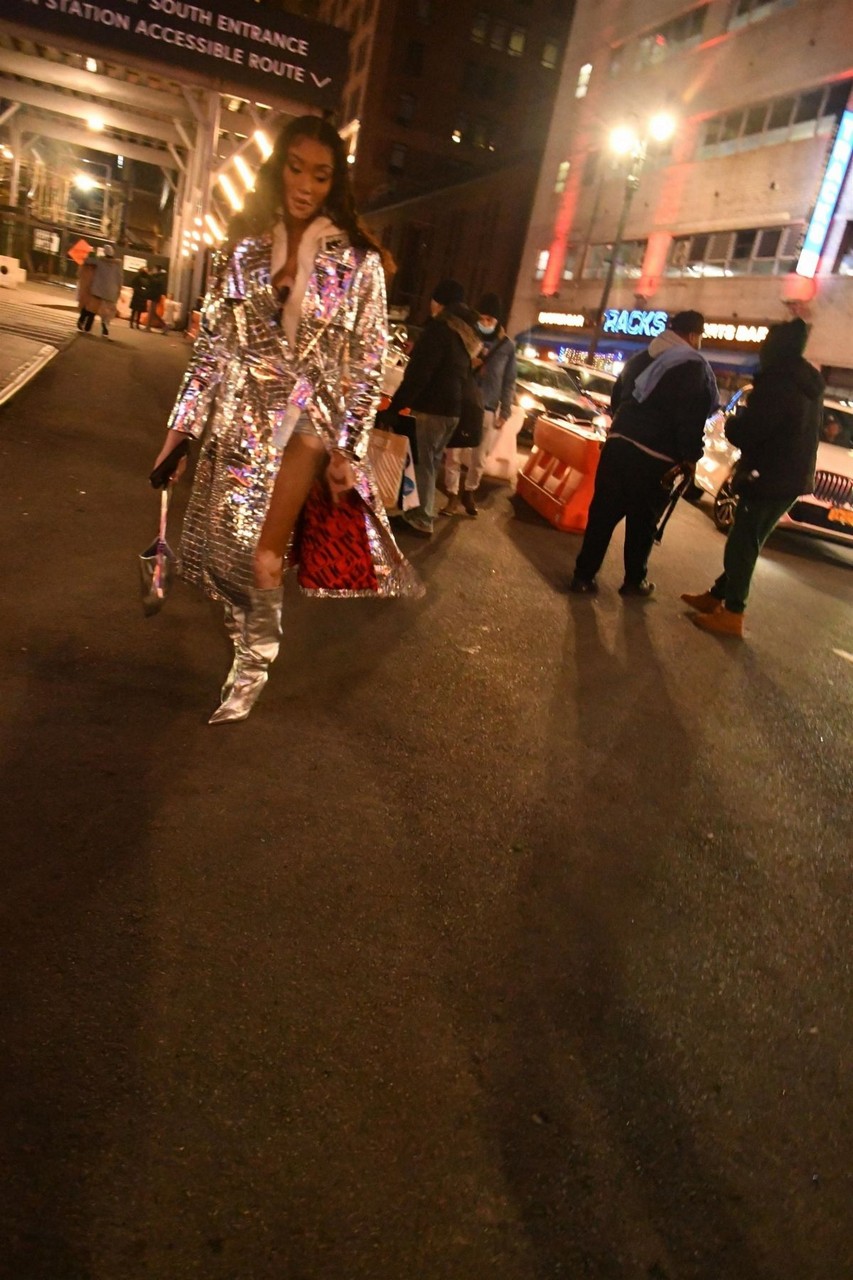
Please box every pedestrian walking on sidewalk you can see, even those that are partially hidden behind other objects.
[570,310,718,598]
[76,251,98,331]
[683,316,823,638]
[382,279,482,537]
[129,266,150,329]
[442,291,516,517]
[150,115,421,724]
[88,245,123,337]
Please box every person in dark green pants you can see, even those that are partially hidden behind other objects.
[682,316,823,637]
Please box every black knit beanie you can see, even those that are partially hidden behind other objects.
[477,292,503,321]
[431,278,465,307]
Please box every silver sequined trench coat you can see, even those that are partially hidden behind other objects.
[166,224,422,604]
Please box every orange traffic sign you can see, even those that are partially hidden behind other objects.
[68,238,94,266]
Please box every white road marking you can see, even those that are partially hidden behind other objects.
[832,649,853,664]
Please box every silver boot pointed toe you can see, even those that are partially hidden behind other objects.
[220,598,249,702]
[209,587,283,724]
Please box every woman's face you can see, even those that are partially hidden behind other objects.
[281,136,335,225]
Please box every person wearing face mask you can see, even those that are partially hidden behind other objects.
[442,292,517,516]
[149,116,422,724]
[382,279,483,537]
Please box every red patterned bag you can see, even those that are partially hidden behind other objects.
[294,482,379,593]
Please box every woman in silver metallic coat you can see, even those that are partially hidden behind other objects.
[151,116,421,724]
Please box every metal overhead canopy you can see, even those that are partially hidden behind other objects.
[2,1,348,112]
[0,4,348,315]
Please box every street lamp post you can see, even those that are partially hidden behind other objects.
[586,113,676,366]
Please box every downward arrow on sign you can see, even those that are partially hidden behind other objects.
[311,74,332,88]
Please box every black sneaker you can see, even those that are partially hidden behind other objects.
[569,574,598,595]
[619,580,655,597]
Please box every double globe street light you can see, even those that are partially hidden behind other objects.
[587,111,677,364]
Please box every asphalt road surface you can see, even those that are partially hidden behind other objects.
[1,325,851,1280]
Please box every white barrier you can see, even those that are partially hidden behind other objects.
[0,256,27,289]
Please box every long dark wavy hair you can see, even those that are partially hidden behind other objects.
[226,115,381,255]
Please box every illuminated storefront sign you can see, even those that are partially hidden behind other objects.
[537,311,585,327]
[603,308,668,337]
[703,322,768,344]
[797,109,853,278]
[536,309,770,345]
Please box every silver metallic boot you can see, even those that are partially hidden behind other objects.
[209,587,283,724]
[220,598,249,701]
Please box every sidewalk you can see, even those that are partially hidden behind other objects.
[0,279,80,407]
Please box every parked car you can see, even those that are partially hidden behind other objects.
[514,356,608,439]
[693,387,853,545]
[564,363,619,412]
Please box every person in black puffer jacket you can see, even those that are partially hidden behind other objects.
[384,279,482,537]
[683,316,824,637]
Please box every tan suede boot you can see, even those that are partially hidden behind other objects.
[440,493,462,516]
[692,607,744,638]
[681,590,723,614]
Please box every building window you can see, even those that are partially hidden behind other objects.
[554,160,570,193]
[500,72,518,105]
[562,247,579,280]
[480,64,499,98]
[508,27,526,57]
[767,97,795,130]
[541,37,560,70]
[728,0,798,32]
[636,6,709,68]
[665,224,803,277]
[396,93,416,124]
[462,61,480,93]
[471,11,488,44]
[575,62,592,98]
[699,80,851,158]
[403,40,424,75]
[582,239,647,280]
[490,20,508,52]
[389,143,407,173]
[534,249,550,281]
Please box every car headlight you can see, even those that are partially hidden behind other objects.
[518,392,543,412]
[592,414,609,431]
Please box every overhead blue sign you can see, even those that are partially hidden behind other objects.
[602,308,668,337]
[797,109,853,278]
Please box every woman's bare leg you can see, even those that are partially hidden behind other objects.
[254,434,327,588]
